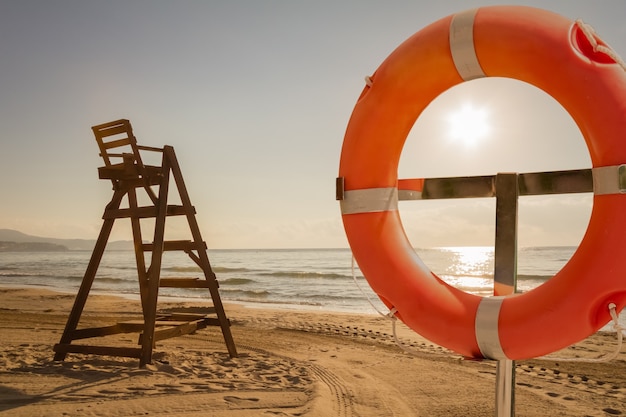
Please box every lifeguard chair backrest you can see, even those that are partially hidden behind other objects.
[92,119,146,169]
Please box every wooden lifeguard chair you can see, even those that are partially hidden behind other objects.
[53,119,237,367]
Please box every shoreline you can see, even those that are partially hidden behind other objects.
[2,282,622,332]
[1,286,625,416]
[0,282,386,316]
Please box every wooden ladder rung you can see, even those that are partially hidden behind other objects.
[160,311,217,320]
[143,240,206,252]
[103,205,190,220]
[136,145,163,152]
[93,119,132,137]
[119,319,196,326]
[53,343,142,359]
[98,165,163,182]
[139,320,206,344]
[159,278,211,288]
[70,324,129,340]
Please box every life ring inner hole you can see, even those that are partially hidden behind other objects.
[397,77,592,295]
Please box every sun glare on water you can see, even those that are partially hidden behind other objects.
[446,246,494,276]
[447,103,491,147]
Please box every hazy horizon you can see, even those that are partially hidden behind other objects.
[0,228,584,251]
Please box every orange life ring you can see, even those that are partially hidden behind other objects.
[338,5,626,360]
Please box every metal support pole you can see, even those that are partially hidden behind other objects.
[393,168,597,414]
[493,173,519,417]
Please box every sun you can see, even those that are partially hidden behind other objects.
[447,103,491,146]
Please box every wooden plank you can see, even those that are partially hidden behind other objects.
[97,161,161,178]
[118,319,192,327]
[101,152,130,158]
[117,320,147,326]
[70,324,126,340]
[92,119,129,130]
[98,165,136,180]
[159,278,211,288]
[136,145,164,153]
[155,320,193,326]
[155,321,201,341]
[95,125,129,138]
[161,312,216,320]
[104,206,155,219]
[117,321,147,332]
[143,240,205,252]
[92,120,131,137]
[139,321,203,344]
[103,205,187,220]
[53,343,142,359]
[204,317,221,326]
[98,171,162,186]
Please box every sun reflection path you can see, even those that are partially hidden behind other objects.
[436,246,495,296]
[414,246,571,296]
[444,246,494,276]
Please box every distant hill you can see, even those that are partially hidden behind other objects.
[0,241,69,252]
[0,229,134,251]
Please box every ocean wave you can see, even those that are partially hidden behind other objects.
[259,271,348,280]
[220,288,271,298]
[100,265,141,271]
[0,271,84,280]
[439,272,552,281]
[222,297,323,307]
[220,278,255,285]
[520,246,577,252]
[161,265,254,274]
[94,276,133,284]
[159,265,255,274]
[163,266,202,273]
[517,274,552,281]
[0,271,44,278]
[214,266,254,273]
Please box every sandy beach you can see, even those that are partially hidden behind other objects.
[0,287,625,416]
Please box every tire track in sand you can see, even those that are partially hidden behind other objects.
[237,316,626,406]
[235,341,354,417]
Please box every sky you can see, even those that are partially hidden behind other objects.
[1,1,625,249]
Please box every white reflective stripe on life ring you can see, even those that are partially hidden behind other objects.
[593,165,626,195]
[449,8,485,81]
[475,296,507,360]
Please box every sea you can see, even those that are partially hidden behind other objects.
[0,246,624,331]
